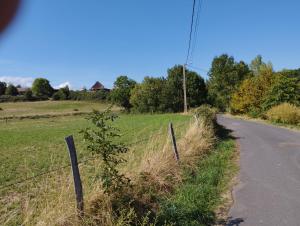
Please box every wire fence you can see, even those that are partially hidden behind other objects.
[0,120,189,192]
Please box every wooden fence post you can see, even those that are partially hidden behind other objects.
[169,123,180,162]
[65,135,84,218]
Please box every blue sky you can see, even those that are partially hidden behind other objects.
[0,0,299,89]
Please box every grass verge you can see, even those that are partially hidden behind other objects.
[225,113,300,131]
[157,125,237,226]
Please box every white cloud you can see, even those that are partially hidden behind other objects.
[0,76,34,87]
[54,82,72,89]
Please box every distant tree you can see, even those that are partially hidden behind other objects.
[130,77,167,113]
[32,78,54,97]
[0,81,7,95]
[262,75,300,110]
[230,66,278,116]
[207,54,250,110]
[5,84,18,96]
[109,76,136,111]
[165,65,207,112]
[52,86,70,100]
[60,86,70,99]
[52,91,63,100]
[279,68,300,82]
[250,55,265,76]
[24,89,33,100]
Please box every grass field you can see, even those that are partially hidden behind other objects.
[0,100,117,118]
[0,101,191,225]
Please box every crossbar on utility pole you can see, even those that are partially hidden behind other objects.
[183,64,188,114]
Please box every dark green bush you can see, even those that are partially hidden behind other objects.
[193,104,217,127]
[0,95,47,103]
[24,90,33,100]
[262,76,300,110]
[69,90,109,101]
[5,84,18,96]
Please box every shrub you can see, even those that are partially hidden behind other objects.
[193,104,217,127]
[81,107,130,193]
[69,90,109,101]
[24,89,33,100]
[262,76,300,110]
[0,95,47,103]
[265,103,300,125]
[5,84,18,96]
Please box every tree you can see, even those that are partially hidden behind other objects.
[32,78,54,97]
[52,86,70,100]
[250,55,265,76]
[130,77,167,113]
[230,66,278,116]
[109,76,136,111]
[279,68,300,82]
[165,65,207,112]
[262,75,300,110]
[0,81,7,95]
[207,54,250,110]
[5,84,18,96]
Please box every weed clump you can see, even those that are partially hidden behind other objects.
[265,103,300,125]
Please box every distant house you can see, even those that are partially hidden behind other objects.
[90,81,110,92]
[17,87,30,95]
[90,81,104,91]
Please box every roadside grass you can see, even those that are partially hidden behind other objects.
[0,102,237,225]
[0,112,190,225]
[225,113,300,131]
[0,100,115,118]
[157,125,237,226]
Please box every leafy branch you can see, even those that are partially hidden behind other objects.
[81,107,130,193]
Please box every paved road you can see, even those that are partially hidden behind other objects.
[217,115,300,226]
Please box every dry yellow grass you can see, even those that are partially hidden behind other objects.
[265,103,300,125]
[138,118,214,185]
[3,116,213,226]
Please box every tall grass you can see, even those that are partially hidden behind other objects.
[1,109,236,225]
[265,103,300,125]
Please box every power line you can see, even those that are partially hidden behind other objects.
[185,0,197,64]
[190,0,203,65]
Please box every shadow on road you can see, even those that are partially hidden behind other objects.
[215,123,236,140]
[226,217,244,226]
[215,122,245,141]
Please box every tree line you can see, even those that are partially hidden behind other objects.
[207,54,299,117]
[1,55,299,115]
[110,56,299,115]
[109,65,207,113]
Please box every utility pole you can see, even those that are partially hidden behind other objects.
[183,64,188,113]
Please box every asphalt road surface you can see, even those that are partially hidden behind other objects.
[217,115,300,226]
